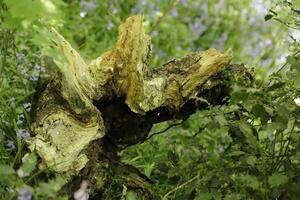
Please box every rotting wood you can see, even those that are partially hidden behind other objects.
[27,15,252,197]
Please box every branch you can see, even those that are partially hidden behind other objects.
[28,15,247,179]
[146,121,184,140]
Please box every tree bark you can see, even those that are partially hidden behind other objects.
[27,15,253,199]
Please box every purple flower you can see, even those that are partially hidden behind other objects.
[18,129,30,140]
[268,132,274,141]
[170,8,178,18]
[189,18,207,37]
[179,0,187,5]
[106,22,114,30]
[80,0,97,12]
[151,31,158,37]
[18,187,32,200]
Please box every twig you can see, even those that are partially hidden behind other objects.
[274,120,296,172]
[146,121,183,140]
[163,175,199,200]
[263,49,300,88]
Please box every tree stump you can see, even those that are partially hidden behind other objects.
[27,15,253,198]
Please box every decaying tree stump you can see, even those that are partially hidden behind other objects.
[28,15,253,198]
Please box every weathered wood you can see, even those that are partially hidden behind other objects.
[27,15,252,197]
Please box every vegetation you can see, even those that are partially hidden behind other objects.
[0,0,299,199]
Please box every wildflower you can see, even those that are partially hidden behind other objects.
[17,114,25,125]
[158,49,166,58]
[10,97,15,107]
[111,7,118,14]
[147,3,158,19]
[16,53,25,62]
[29,76,39,81]
[179,0,187,5]
[217,145,225,153]
[294,98,300,106]
[74,180,89,200]
[23,103,31,112]
[17,168,30,178]
[6,140,16,150]
[189,17,207,37]
[80,11,87,18]
[268,132,274,141]
[34,64,41,72]
[80,0,97,12]
[151,30,158,37]
[18,129,30,140]
[170,8,178,18]
[18,187,32,200]
[106,22,114,30]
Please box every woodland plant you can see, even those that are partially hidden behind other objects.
[0,0,299,200]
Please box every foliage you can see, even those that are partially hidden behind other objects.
[0,0,299,199]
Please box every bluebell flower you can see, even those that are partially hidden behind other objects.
[179,0,187,5]
[16,53,25,62]
[106,22,114,30]
[189,17,207,37]
[29,76,39,81]
[18,129,30,140]
[111,7,119,14]
[151,30,158,37]
[10,97,15,107]
[17,114,25,125]
[170,8,178,18]
[34,64,41,72]
[80,0,97,12]
[18,187,32,200]
[268,132,274,141]
[23,103,31,112]
[6,140,16,150]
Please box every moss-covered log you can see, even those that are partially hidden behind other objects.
[28,15,252,198]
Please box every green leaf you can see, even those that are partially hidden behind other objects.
[287,55,300,72]
[267,82,285,92]
[21,153,37,174]
[239,121,259,149]
[167,150,179,166]
[251,104,269,124]
[245,155,257,166]
[0,165,15,176]
[268,174,288,188]
[230,89,249,103]
[236,175,261,190]
[35,176,66,198]
[264,14,274,21]
[275,104,291,128]
[195,192,213,200]
[126,191,138,200]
